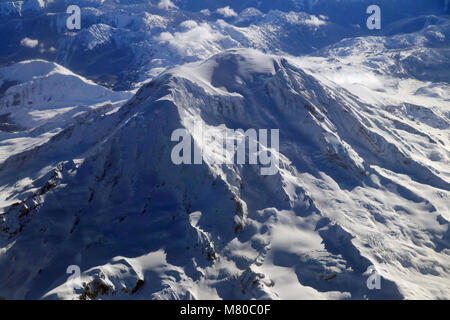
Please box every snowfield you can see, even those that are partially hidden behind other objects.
[0,47,448,299]
[0,0,448,300]
[0,60,132,163]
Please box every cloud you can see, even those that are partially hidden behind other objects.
[216,6,237,18]
[20,37,39,48]
[154,23,229,59]
[179,20,198,30]
[200,9,211,16]
[303,15,327,27]
[157,0,178,10]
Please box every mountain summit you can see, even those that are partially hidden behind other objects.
[0,49,448,299]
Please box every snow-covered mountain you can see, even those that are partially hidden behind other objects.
[51,5,360,89]
[0,0,448,300]
[2,0,446,89]
[0,47,448,300]
[0,59,132,161]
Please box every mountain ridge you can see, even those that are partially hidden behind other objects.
[0,48,448,299]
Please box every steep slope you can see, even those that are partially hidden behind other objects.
[0,49,448,300]
[292,17,450,185]
[0,59,132,162]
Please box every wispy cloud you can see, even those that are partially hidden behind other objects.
[216,6,237,18]
[158,0,178,10]
[20,37,39,48]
